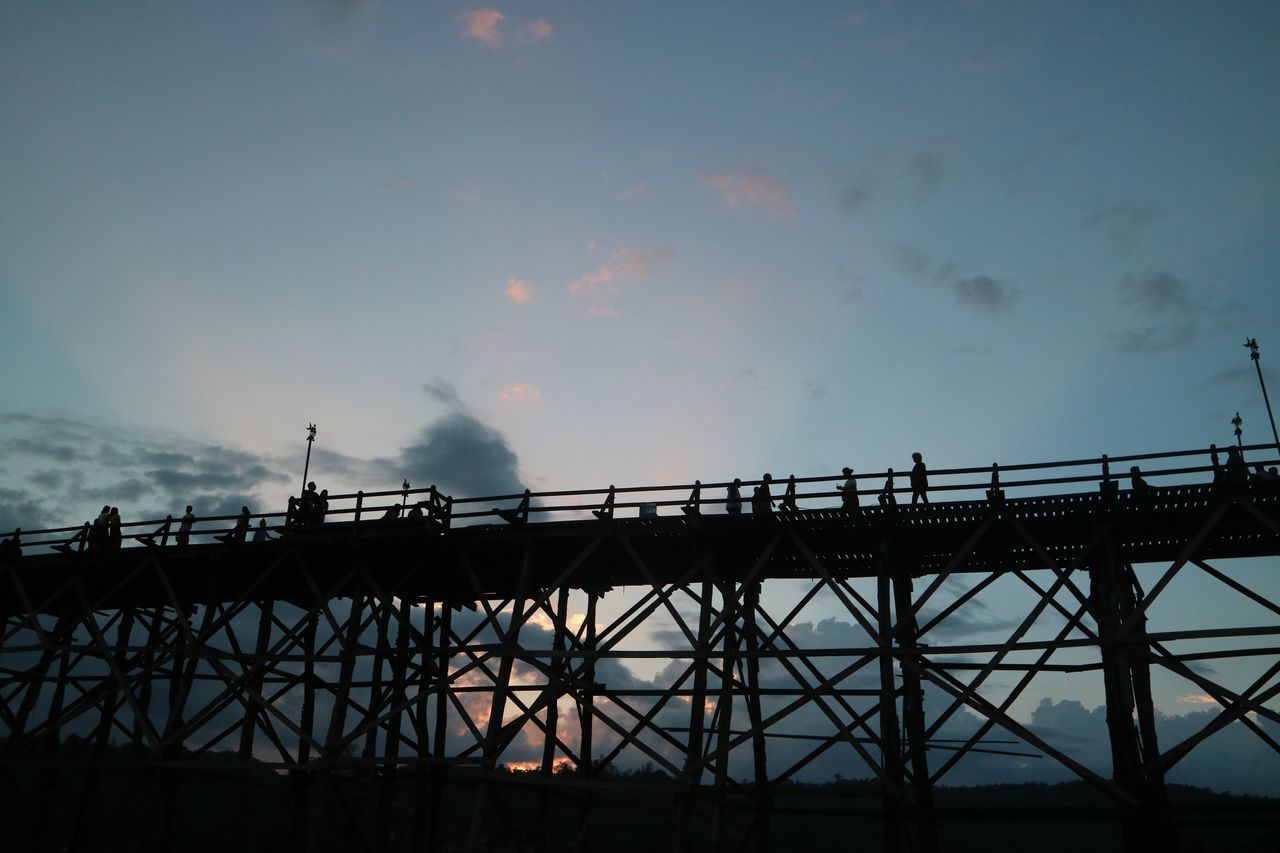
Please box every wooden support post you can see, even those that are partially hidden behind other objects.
[468,547,535,853]
[711,577,737,853]
[70,608,134,852]
[741,581,771,853]
[290,610,319,853]
[537,586,570,853]
[235,600,274,849]
[428,602,452,850]
[876,549,904,853]
[1091,529,1178,852]
[677,570,714,853]
[309,591,365,851]
[891,564,938,853]
[575,591,597,853]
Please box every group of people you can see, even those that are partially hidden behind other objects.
[723,453,932,516]
[1208,444,1279,487]
[286,481,329,528]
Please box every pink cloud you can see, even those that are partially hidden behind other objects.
[460,9,505,47]
[620,183,657,202]
[505,277,533,303]
[499,383,541,403]
[520,20,553,42]
[702,168,796,219]
[567,247,667,295]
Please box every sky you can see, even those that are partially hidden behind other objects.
[3,1,1280,792]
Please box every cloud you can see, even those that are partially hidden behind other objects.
[893,247,1015,313]
[289,0,380,58]
[399,412,523,498]
[1083,199,1158,234]
[953,275,1016,313]
[620,183,657,202]
[459,8,505,47]
[907,149,943,199]
[499,383,541,403]
[519,20,553,43]
[567,247,668,296]
[1116,270,1191,314]
[1107,271,1245,354]
[379,170,419,192]
[838,185,871,216]
[702,168,795,219]
[505,277,533,304]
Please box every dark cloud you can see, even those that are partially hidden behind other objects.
[1,436,84,463]
[953,275,1016,312]
[907,150,943,199]
[1208,364,1278,386]
[399,413,524,498]
[1108,271,1245,354]
[1117,271,1192,314]
[838,185,871,215]
[1083,199,1159,234]
[0,487,51,532]
[27,470,65,490]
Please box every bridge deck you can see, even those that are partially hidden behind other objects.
[4,483,1278,617]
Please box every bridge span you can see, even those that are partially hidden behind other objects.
[1,445,1279,851]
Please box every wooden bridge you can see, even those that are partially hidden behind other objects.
[1,444,1279,851]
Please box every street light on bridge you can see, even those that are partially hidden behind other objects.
[1244,337,1280,452]
[301,423,318,495]
[1232,411,1243,447]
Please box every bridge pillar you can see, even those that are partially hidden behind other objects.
[1091,525,1178,853]
[891,565,938,853]
[875,547,905,853]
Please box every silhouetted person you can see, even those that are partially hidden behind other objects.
[107,507,122,550]
[726,479,743,516]
[382,503,403,520]
[0,529,21,562]
[910,453,929,504]
[177,506,195,546]
[682,480,702,516]
[407,504,425,520]
[300,481,320,524]
[1210,444,1223,485]
[89,505,110,551]
[878,469,896,507]
[217,507,251,544]
[752,474,774,515]
[779,475,799,512]
[311,489,329,524]
[1130,466,1152,497]
[252,519,272,542]
[838,467,859,510]
[1225,446,1248,486]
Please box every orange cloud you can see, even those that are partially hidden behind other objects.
[1178,693,1221,706]
[505,277,533,303]
[703,168,796,219]
[500,383,541,403]
[520,20,553,42]
[460,8,505,47]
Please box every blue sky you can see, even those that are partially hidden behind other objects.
[3,1,1280,790]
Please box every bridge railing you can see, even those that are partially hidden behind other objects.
[4,443,1277,556]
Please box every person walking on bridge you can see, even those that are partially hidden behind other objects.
[838,467,859,510]
[726,479,743,515]
[910,453,929,504]
[752,474,774,515]
[176,506,195,546]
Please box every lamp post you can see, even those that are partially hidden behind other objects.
[1245,338,1280,452]
[1232,412,1243,448]
[301,423,317,494]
